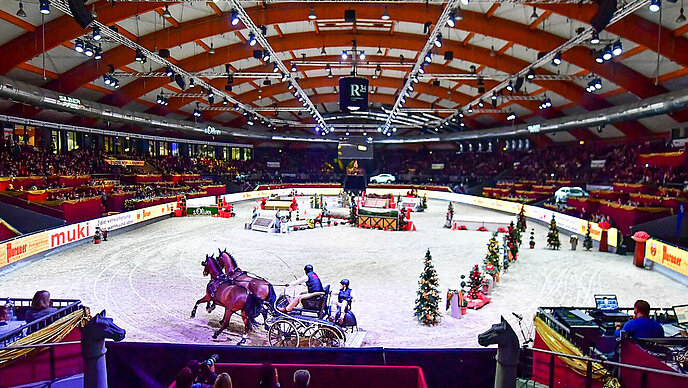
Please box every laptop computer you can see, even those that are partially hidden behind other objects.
[673,304,688,328]
[594,294,628,317]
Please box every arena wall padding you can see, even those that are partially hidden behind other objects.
[105,342,497,388]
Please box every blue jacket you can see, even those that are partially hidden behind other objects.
[615,317,664,338]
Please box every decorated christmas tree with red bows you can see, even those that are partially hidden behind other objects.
[583,222,593,251]
[466,264,485,300]
[484,232,501,280]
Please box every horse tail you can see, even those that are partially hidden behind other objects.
[244,293,262,320]
[267,283,277,305]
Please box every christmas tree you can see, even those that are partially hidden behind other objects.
[546,215,561,250]
[349,203,358,227]
[484,232,501,280]
[414,249,441,325]
[517,205,527,231]
[508,222,519,260]
[466,264,485,300]
[421,194,428,211]
[583,222,593,251]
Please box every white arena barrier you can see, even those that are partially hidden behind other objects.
[451,215,512,232]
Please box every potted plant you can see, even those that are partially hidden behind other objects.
[459,275,468,315]
[529,229,535,249]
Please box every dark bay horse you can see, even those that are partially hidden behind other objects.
[191,254,261,342]
[217,249,276,328]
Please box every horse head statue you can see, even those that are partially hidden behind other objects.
[478,316,520,388]
[478,316,519,348]
[83,309,126,343]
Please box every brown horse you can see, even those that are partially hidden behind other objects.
[217,249,276,329]
[190,254,261,343]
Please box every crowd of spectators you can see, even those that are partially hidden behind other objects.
[174,360,311,388]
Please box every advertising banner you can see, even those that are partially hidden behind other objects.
[105,159,145,166]
[0,202,175,269]
[186,196,217,208]
[645,239,688,277]
[0,231,49,267]
[186,206,219,216]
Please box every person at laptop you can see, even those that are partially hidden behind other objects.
[615,300,664,338]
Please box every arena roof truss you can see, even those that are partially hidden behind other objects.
[0,0,687,144]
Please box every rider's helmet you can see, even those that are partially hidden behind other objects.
[304,264,314,273]
[340,278,350,287]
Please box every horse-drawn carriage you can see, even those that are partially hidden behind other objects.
[192,249,359,348]
[267,286,357,348]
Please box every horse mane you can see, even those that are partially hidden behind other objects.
[220,249,238,268]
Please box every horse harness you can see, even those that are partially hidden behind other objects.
[207,268,251,301]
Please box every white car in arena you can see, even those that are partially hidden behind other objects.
[369,173,396,184]
[554,186,589,203]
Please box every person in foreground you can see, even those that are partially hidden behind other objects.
[615,300,664,338]
[293,369,311,388]
[24,290,58,323]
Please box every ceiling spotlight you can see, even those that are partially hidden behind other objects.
[248,32,257,47]
[92,27,101,41]
[222,97,229,106]
[94,46,102,60]
[590,32,600,45]
[16,2,26,17]
[467,106,473,113]
[193,108,202,118]
[526,68,535,80]
[649,0,660,12]
[230,10,240,26]
[602,45,612,61]
[530,7,539,20]
[434,33,442,48]
[321,46,327,55]
[103,75,111,85]
[162,6,171,18]
[506,81,514,92]
[39,0,50,15]
[291,63,297,72]
[477,100,484,108]
[189,78,195,88]
[135,49,144,62]
[208,43,215,55]
[678,7,687,23]
[506,113,516,121]
[447,11,456,27]
[552,51,562,66]
[594,78,602,90]
[382,5,391,20]
[262,50,271,62]
[424,52,432,63]
[341,51,348,60]
[461,0,469,6]
[74,39,84,53]
[419,63,425,74]
[612,40,623,56]
[491,92,497,101]
[308,6,317,20]
[165,66,174,77]
[271,62,279,73]
[247,117,255,126]
[84,43,94,57]
[359,51,366,60]
[595,50,605,63]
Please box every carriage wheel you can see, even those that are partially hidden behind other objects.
[268,320,300,347]
[309,326,343,348]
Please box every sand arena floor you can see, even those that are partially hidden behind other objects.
[1,199,686,348]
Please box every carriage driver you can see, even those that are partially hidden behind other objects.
[279,264,324,313]
[333,279,356,324]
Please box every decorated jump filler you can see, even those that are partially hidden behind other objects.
[546,215,561,250]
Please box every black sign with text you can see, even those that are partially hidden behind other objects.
[339,77,369,112]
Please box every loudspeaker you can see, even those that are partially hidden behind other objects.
[590,0,616,32]
[174,74,186,90]
[514,77,524,92]
[68,0,94,29]
[159,49,171,58]
[344,10,356,22]
[444,51,454,60]
[253,50,263,59]
[432,79,440,87]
